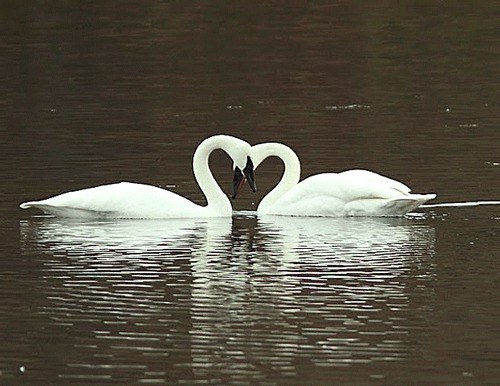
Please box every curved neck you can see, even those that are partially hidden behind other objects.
[252,143,301,212]
[192,136,233,215]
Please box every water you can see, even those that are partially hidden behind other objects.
[1,2,499,384]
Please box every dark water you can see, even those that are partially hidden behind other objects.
[1,2,499,384]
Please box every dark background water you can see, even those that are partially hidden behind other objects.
[1,1,499,384]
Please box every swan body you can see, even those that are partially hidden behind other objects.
[20,182,214,219]
[250,142,436,217]
[20,135,255,219]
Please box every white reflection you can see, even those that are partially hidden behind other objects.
[19,216,233,382]
[20,216,231,254]
[20,216,232,317]
[188,215,436,377]
[19,214,436,380]
[256,215,435,274]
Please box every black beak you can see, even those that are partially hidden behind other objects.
[231,156,256,199]
[243,156,256,193]
[232,167,245,199]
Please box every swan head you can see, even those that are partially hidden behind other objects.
[197,135,256,200]
[232,156,256,199]
[232,141,301,201]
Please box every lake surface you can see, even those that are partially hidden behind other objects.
[1,2,499,384]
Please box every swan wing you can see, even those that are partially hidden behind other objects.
[296,172,411,201]
[338,169,411,195]
[20,182,204,218]
[261,171,435,217]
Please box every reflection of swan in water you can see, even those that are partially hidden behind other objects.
[257,214,435,256]
[238,142,436,216]
[19,217,233,382]
[20,217,231,254]
[188,215,436,377]
[256,215,436,298]
[20,214,436,380]
[19,135,256,219]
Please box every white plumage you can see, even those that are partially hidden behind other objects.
[20,135,253,219]
[251,142,436,217]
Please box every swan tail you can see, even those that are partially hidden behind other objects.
[385,194,437,215]
[19,201,35,209]
[345,194,436,217]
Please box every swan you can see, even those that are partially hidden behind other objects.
[235,142,436,217]
[19,135,256,219]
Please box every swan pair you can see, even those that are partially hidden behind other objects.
[19,135,436,218]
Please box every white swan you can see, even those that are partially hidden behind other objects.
[20,135,256,219]
[236,142,436,217]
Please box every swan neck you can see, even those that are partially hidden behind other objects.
[257,143,301,213]
[192,137,231,215]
